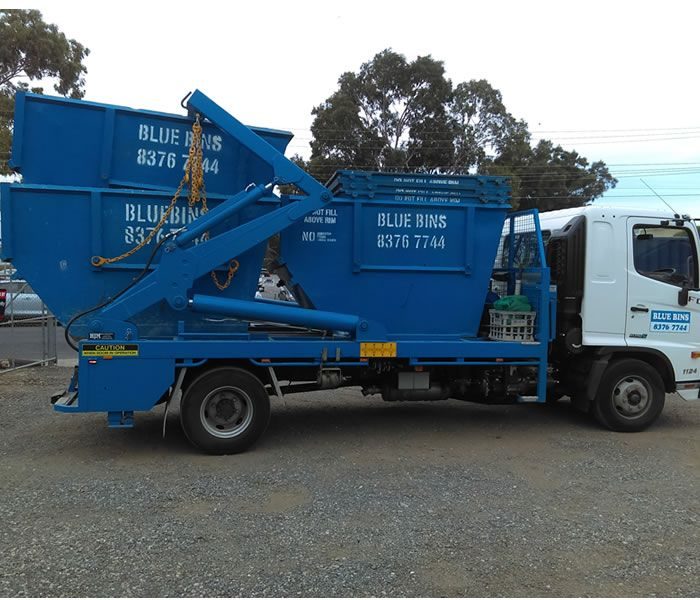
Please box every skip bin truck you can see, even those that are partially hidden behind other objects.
[1,90,698,454]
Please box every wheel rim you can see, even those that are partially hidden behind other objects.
[612,375,652,419]
[199,385,254,438]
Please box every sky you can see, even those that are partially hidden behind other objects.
[6,0,700,216]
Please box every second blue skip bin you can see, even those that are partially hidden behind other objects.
[10,92,293,194]
[281,172,510,337]
[0,183,277,338]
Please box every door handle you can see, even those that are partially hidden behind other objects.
[630,306,649,313]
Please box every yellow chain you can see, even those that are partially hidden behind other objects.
[187,116,207,213]
[211,259,240,290]
[90,176,187,267]
[91,116,239,291]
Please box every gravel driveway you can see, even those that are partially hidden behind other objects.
[1,366,698,597]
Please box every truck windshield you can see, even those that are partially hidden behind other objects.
[632,225,698,287]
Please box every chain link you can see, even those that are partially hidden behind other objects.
[91,116,239,291]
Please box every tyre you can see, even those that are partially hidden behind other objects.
[180,367,270,454]
[593,359,665,432]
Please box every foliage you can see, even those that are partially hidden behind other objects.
[307,49,616,211]
[0,9,89,174]
[309,50,452,183]
[483,129,618,211]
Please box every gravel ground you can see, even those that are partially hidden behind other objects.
[1,366,698,597]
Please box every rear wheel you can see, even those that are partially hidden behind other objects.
[180,367,270,454]
[593,359,665,432]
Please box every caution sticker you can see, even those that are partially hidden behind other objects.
[82,343,139,357]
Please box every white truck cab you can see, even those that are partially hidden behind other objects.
[540,205,700,430]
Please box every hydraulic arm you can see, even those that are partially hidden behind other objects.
[91,91,375,338]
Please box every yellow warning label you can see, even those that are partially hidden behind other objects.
[82,343,139,357]
[360,342,397,358]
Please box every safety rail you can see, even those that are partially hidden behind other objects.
[491,210,554,344]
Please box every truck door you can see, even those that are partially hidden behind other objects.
[626,218,700,388]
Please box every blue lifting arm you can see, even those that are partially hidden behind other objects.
[187,90,327,197]
[96,91,335,328]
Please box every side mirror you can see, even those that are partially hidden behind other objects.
[679,286,700,306]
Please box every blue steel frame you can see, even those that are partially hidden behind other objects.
[53,90,556,424]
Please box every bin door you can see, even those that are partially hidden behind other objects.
[625,217,700,382]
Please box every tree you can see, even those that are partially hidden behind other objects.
[449,79,522,171]
[0,9,89,175]
[307,49,616,210]
[309,49,453,183]
[486,139,618,211]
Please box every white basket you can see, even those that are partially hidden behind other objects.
[489,309,536,341]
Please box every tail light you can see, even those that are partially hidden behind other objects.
[0,289,6,322]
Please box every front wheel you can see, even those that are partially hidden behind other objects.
[180,367,270,454]
[593,359,665,432]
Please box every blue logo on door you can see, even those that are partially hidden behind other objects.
[649,310,691,333]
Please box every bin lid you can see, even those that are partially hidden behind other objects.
[327,170,510,204]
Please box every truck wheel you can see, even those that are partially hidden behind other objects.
[593,359,665,432]
[180,367,270,454]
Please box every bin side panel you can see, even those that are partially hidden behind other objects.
[281,196,508,336]
[2,185,274,337]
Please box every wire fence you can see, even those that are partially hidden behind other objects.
[0,271,58,373]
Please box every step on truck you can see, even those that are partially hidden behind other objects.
[1,90,698,454]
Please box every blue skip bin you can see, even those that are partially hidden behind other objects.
[2,92,294,337]
[0,183,277,337]
[281,171,510,337]
[10,92,293,195]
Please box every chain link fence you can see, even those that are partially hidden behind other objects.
[0,266,58,373]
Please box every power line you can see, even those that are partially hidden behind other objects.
[288,135,700,145]
[289,159,700,169]
[513,193,700,200]
[287,127,700,139]
[288,133,700,148]
[267,161,700,173]
[530,125,700,134]
[287,138,700,154]
[283,124,700,134]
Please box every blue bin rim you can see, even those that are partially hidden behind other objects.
[0,181,281,203]
[328,169,510,186]
[281,193,511,208]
